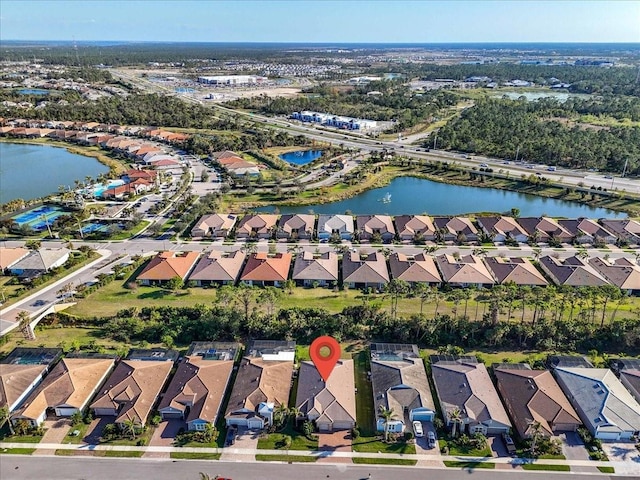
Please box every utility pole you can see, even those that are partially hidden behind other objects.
[515,145,520,162]
[622,158,629,178]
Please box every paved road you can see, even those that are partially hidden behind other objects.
[0,455,621,480]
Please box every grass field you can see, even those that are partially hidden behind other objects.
[169,452,221,460]
[257,421,318,451]
[0,447,36,455]
[352,437,416,455]
[443,460,495,469]
[439,439,492,457]
[521,464,570,471]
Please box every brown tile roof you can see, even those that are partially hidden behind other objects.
[159,354,235,424]
[539,255,609,287]
[433,217,478,236]
[292,251,339,282]
[278,214,315,236]
[225,357,293,420]
[137,251,200,281]
[189,250,245,283]
[190,214,238,237]
[240,253,292,282]
[342,251,389,284]
[0,247,29,270]
[432,357,511,429]
[0,364,48,411]
[435,254,495,285]
[236,214,279,237]
[588,257,640,291]
[90,359,172,425]
[495,366,581,438]
[476,216,527,239]
[296,360,356,427]
[516,217,572,241]
[356,215,395,236]
[558,219,615,240]
[393,215,435,238]
[388,253,441,284]
[484,257,548,286]
[13,358,115,422]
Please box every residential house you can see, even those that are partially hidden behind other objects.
[136,251,200,286]
[292,251,338,287]
[356,215,395,243]
[494,364,581,439]
[588,257,640,295]
[235,214,279,240]
[342,251,389,290]
[277,214,315,240]
[393,215,436,242]
[553,367,640,440]
[90,349,177,428]
[188,250,245,286]
[101,179,152,199]
[240,253,292,287]
[0,247,29,272]
[431,356,512,435]
[435,254,495,288]
[317,214,354,240]
[388,252,441,286]
[558,219,617,245]
[599,219,640,246]
[0,348,61,413]
[539,256,609,288]
[190,214,238,239]
[433,217,478,243]
[9,248,70,280]
[484,257,548,286]
[476,216,528,243]
[296,359,356,431]
[158,343,239,431]
[11,356,115,427]
[225,341,295,430]
[370,343,436,434]
[121,168,158,185]
[516,217,572,244]
[612,359,640,405]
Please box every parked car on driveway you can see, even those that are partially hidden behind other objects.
[427,431,436,448]
[502,433,516,454]
[413,421,424,437]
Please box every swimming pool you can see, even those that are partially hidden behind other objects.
[93,180,125,197]
[12,205,69,230]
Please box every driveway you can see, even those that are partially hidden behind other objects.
[559,432,589,460]
[148,419,186,447]
[220,427,261,461]
[36,418,72,455]
[317,430,352,463]
[601,441,640,475]
[488,435,509,458]
[82,416,115,444]
[414,422,439,456]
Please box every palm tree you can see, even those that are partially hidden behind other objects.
[202,423,216,443]
[528,421,543,457]
[378,406,396,442]
[273,403,289,429]
[289,406,302,427]
[448,407,463,438]
[0,405,14,435]
[17,311,34,340]
[122,418,139,440]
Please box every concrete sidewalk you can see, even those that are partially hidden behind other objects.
[1,441,636,473]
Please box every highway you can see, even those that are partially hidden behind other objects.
[0,455,622,480]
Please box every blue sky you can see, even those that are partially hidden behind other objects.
[1,1,638,43]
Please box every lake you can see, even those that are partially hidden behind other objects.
[257,177,624,218]
[0,143,110,204]
[279,150,323,165]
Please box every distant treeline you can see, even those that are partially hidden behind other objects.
[73,303,640,355]
[429,97,640,174]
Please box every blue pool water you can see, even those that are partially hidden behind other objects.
[93,180,125,197]
[18,88,50,95]
[12,205,69,231]
[175,87,195,93]
[279,150,323,165]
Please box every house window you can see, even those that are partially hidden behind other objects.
[194,423,206,431]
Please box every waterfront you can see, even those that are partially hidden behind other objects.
[258,176,625,217]
[279,149,323,165]
[0,142,110,203]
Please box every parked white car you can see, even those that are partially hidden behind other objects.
[413,421,424,437]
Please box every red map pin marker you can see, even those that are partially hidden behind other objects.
[310,336,341,382]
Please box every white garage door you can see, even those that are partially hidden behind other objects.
[596,431,620,441]
[55,407,78,417]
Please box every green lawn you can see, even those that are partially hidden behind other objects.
[439,439,492,457]
[0,425,43,443]
[170,452,221,460]
[256,421,318,451]
[352,437,416,455]
[443,461,495,469]
[353,350,375,436]
[0,447,36,455]
[353,457,416,465]
[255,454,317,463]
[55,449,77,456]
[65,422,91,444]
[521,464,570,472]
[99,426,154,446]
[597,466,615,473]
[99,450,144,458]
